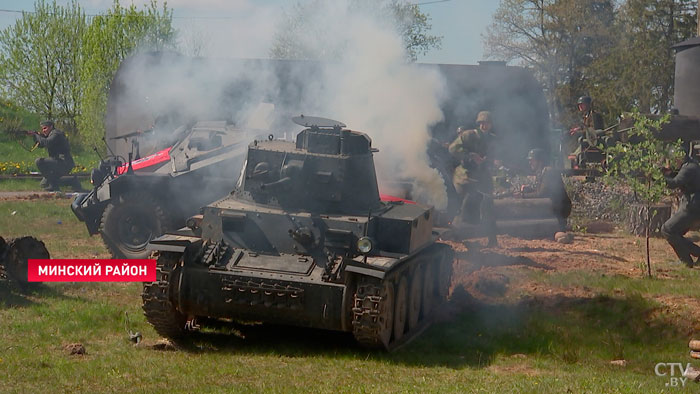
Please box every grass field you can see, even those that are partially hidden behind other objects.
[1,199,698,392]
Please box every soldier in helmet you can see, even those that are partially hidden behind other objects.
[518,148,572,230]
[660,146,700,268]
[448,110,498,247]
[576,96,604,131]
[27,120,75,191]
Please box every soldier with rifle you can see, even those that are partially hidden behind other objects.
[517,148,572,231]
[660,146,700,268]
[26,121,74,191]
[448,110,499,248]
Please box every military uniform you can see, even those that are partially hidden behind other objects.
[448,121,497,245]
[523,166,572,230]
[660,158,700,267]
[33,127,75,191]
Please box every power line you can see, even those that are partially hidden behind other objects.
[414,0,451,5]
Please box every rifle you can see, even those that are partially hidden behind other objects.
[2,128,40,152]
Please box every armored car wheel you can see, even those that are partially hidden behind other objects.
[142,252,188,339]
[100,191,171,259]
[4,236,49,286]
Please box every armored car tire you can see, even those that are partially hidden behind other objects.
[142,252,188,339]
[100,191,171,259]
[4,236,50,286]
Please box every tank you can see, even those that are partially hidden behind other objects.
[71,121,259,259]
[143,116,454,350]
[0,236,49,287]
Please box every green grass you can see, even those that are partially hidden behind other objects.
[0,200,697,392]
[0,178,92,192]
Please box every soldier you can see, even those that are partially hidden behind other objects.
[448,111,498,247]
[28,121,75,191]
[660,149,700,268]
[518,148,572,230]
[577,95,604,131]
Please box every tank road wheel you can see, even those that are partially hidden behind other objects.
[5,236,50,287]
[352,279,394,349]
[142,252,187,339]
[407,266,423,331]
[393,276,408,342]
[100,191,171,259]
[436,246,454,300]
[422,264,436,318]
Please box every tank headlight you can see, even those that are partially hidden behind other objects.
[357,237,374,254]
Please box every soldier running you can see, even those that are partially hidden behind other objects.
[448,111,498,247]
[660,148,700,268]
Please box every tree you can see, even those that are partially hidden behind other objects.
[603,113,683,277]
[79,0,175,148]
[0,0,86,132]
[588,0,697,119]
[484,0,615,126]
[269,0,441,61]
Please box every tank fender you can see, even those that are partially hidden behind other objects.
[147,234,202,253]
[344,256,400,279]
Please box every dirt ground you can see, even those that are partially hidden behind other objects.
[444,231,700,328]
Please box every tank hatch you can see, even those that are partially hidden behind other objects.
[235,116,381,214]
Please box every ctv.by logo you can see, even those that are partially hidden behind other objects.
[654,363,693,387]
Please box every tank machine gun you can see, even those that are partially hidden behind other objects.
[142,116,454,350]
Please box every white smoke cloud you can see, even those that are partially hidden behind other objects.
[281,1,449,208]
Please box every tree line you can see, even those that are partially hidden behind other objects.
[485,0,698,128]
[0,0,175,149]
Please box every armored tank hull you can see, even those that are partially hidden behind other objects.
[143,117,454,349]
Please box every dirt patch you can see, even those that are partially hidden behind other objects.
[445,233,700,325]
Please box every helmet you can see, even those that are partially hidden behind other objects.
[577,96,592,105]
[527,148,546,162]
[476,111,491,123]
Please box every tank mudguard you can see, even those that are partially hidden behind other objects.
[147,234,202,253]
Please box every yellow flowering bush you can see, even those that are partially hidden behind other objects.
[0,161,90,175]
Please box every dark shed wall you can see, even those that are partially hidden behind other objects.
[673,37,700,117]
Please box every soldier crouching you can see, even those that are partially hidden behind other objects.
[30,121,75,191]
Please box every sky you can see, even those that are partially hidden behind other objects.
[0,0,501,65]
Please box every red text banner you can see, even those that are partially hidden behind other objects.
[27,259,156,282]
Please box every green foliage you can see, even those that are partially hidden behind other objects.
[484,0,615,126]
[79,0,175,149]
[603,113,682,205]
[485,0,697,128]
[269,0,441,61]
[0,98,40,133]
[0,0,86,133]
[588,0,697,119]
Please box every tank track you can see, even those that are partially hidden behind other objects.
[351,244,454,351]
[142,252,187,339]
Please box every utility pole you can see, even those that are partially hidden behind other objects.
[698,0,700,36]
